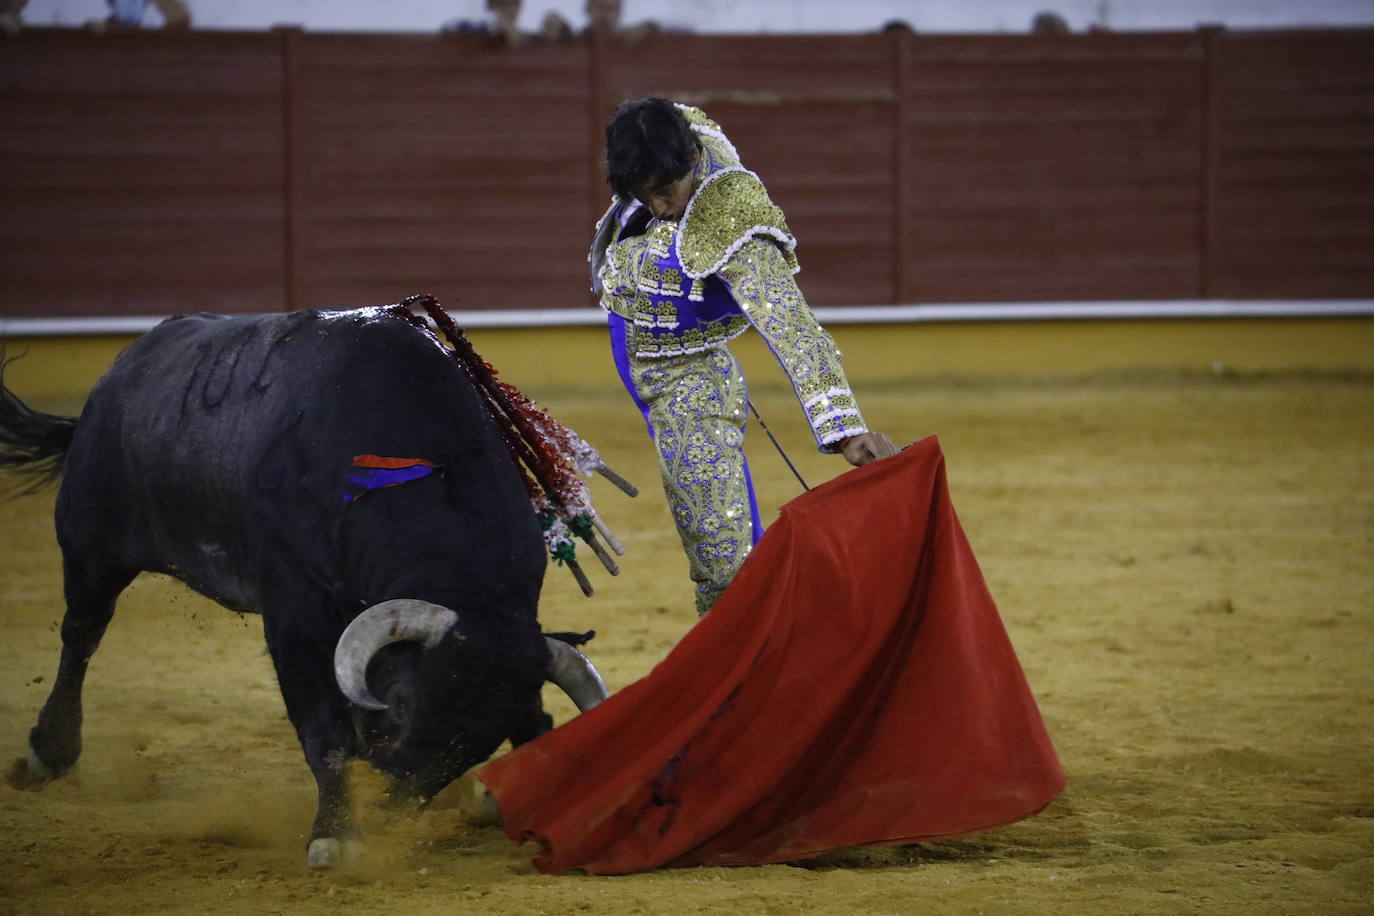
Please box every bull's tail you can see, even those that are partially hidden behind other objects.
[0,352,77,494]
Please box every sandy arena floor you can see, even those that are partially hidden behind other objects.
[1,358,1372,914]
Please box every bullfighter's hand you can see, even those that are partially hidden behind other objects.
[840,431,899,467]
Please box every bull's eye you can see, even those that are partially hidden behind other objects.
[386,685,412,726]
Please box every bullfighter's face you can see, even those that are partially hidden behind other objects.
[636,150,698,223]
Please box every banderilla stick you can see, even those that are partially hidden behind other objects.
[590,510,625,556]
[594,462,639,498]
[749,400,810,492]
[580,528,620,576]
[565,555,594,597]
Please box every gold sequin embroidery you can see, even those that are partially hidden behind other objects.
[717,239,867,450]
[625,330,755,616]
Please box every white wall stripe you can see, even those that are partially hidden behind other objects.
[810,300,1374,324]
[2,300,1372,337]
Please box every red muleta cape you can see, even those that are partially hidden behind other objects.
[479,436,1065,874]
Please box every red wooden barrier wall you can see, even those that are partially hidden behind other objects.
[1,26,1370,318]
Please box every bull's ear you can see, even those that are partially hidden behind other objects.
[382,678,418,729]
[545,629,596,647]
[545,637,608,711]
[334,599,459,710]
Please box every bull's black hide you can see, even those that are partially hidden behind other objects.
[1,308,578,867]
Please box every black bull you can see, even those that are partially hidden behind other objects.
[0,308,608,867]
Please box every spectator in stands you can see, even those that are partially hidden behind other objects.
[585,0,619,34]
[539,10,573,42]
[0,0,24,37]
[104,0,191,29]
[584,0,660,45]
[485,0,521,46]
[1031,11,1071,33]
[441,0,524,47]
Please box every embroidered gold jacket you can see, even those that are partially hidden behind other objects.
[592,105,868,451]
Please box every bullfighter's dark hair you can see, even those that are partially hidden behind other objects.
[604,97,702,203]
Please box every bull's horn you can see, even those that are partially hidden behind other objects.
[334,599,459,711]
[544,637,608,712]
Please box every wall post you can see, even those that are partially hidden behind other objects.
[890,26,913,304]
[586,29,610,307]
[1199,24,1225,299]
[277,26,304,313]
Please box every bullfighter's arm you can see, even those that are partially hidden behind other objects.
[716,238,869,452]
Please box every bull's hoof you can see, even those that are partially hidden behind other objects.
[7,757,39,790]
[306,837,362,869]
[307,838,342,869]
[5,750,56,790]
[481,791,502,826]
[27,724,80,780]
[26,747,56,782]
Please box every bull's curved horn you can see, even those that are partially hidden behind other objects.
[545,637,609,712]
[334,599,458,711]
